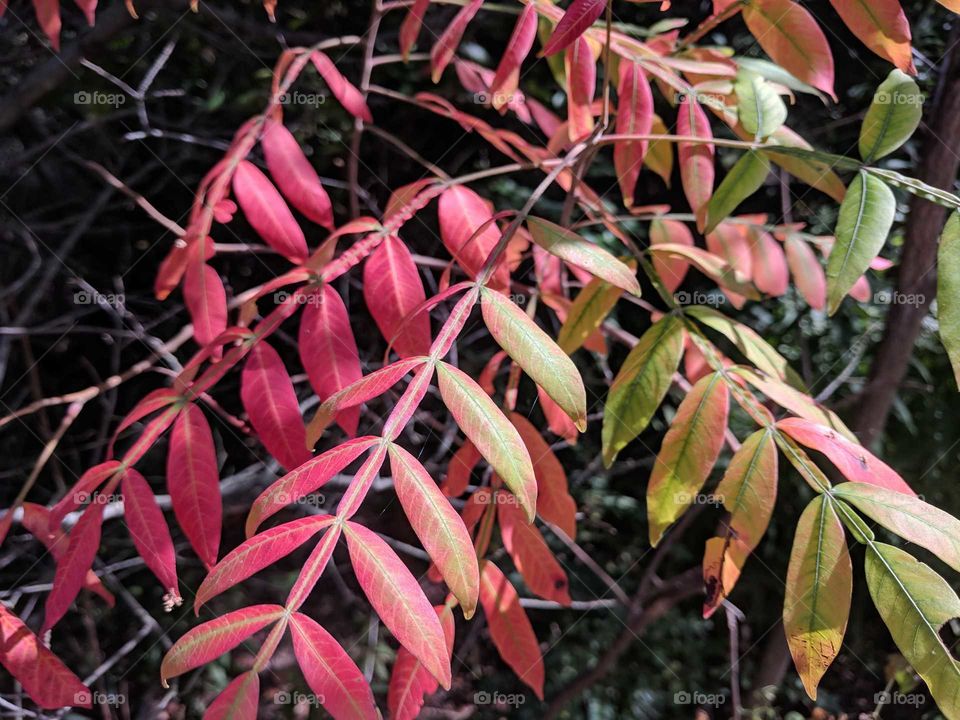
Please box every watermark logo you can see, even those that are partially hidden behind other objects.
[874,691,925,707]
[74,691,126,706]
[277,91,326,107]
[674,291,725,307]
[74,91,126,107]
[474,690,526,707]
[274,690,324,707]
[674,690,726,707]
[473,91,519,107]
[874,290,925,307]
[676,89,726,108]
[675,492,724,507]
[875,91,925,106]
[74,290,124,306]
[476,492,521,506]
[75,490,121,505]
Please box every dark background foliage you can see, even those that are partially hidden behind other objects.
[1,1,958,717]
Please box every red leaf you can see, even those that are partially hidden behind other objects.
[541,0,606,57]
[510,413,577,538]
[742,0,835,100]
[785,235,826,310]
[120,404,181,467]
[614,60,653,208]
[204,672,260,720]
[498,499,571,605]
[44,504,104,631]
[195,515,335,610]
[47,460,121,533]
[400,0,431,60]
[122,468,179,598]
[564,37,596,141]
[289,612,378,720]
[74,0,97,25]
[161,605,284,683]
[677,93,715,222]
[490,4,538,111]
[650,218,693,293]
[248,436,379,536]
[828,0,913,73]
[168,404,222,569]
[286,523,343,610]
[262,119,335,229]
[363,234,432,358]
[31,0,60,50]
[437,186,507,287]
[344,521,452,688]
[233,160,308,263]
[299,285,363,436]
[430,0,484,82]
[442,440,481,497]
[311,51,373,122]
[108,388,180,457]
[388,605,455,720]
[776,417,914,495]
[749,228,789,296]
[241,340,311,470]
[184,261,227,348]
[538,386,580,444]
[479,561,545,698]
[388,443,480,616]
[0,604,91,709]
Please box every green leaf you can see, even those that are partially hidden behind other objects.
[526,217,641,296]
[556,277,623,354]
[480,287,587,431]
[866,542,960,718]
[648,373,729,546]
[703,150,771,234]
[602,315,683,467]
[436,361,538,521]
[832,483,960,573]
[735,71,787,140]
[783,495,851,700]
[859,69,923,162]
[827,171,896,314]
[866,167,960,210]
[938,212,960,388]
[773,431,832,493]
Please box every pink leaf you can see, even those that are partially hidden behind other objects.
[184,261,227,348]
[44,504,104,631]
[195,515,335,610]
[262,119,334,229]
[430,0,484,82]
[541,0,606,57]
[344,521,451,688]
[0,605,91,709]
[233,160,308,263]
[677,93,715,223]
[650,219,693,293]
[490,4,538,111]
[311,51,373,122]
[290,612,379,719]
[564,37,596,141]
[614,60,653,208]
[749,228,789,296]
[299,285,363,436]
[47,460,121,533]
[204,672,260,720]
[388,605,455,720]
[241,340,311,470]
[437,186,507,287]
[363,234,432,358]
[168,404,222,569]
[122,468,179,597]
[785,235,826,310]
[498,499,571,605]
[161,605,284,683]
[400,0,431,60]
[31,0,60,50]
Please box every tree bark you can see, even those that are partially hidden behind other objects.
[853,31,960,445]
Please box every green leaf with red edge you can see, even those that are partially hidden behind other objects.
[829,0,913,74]
[833,483,960,572]
[783,495,851,700]
[602,314,684,467]
[742,0,835,100]
[510,412,577,538]
[195,515,335,611]
[480,287,587,431]
[676,92,715,226]
[498,498,571,605]
[0,604,91,709]
[363,234,432,359]
[344,521,452,689]
[388,605,455,720]
[204,672,260,720]
[247,436,379,537]
[437,361,538,521]
[241,340,311,471]
[161,605,284,684]
[232,160,307,263]
[44,503,104,631]
[479,560,545,699]
[540,0,605,57]
[168,404,221,569]
[648,372,729,546]
[121,468,179,599]
[614,59,654,208]
[776,417,913,495]
[289,612,379,720]
[388,442,480,617]
[299,284,363,437]
[526,217,640,295]
[703,428,778,618]
[430,0,483,82]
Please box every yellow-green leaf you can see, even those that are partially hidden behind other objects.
[859,69,923,162]
[735,71,787,140]
[602,315,683,467]
[938,212,960,388]
[784,495,851,700]
[703,150,771,234]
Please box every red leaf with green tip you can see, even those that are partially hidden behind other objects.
[344,521,452,688]
[290,612,379,720]
[241,340,311,471]
[400,0,430,60]
[168,404,222,569]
